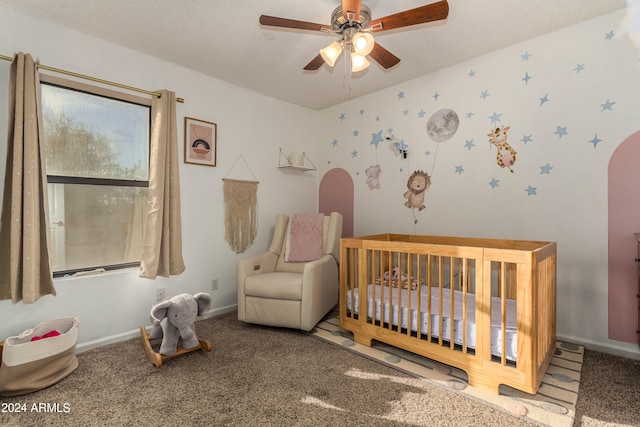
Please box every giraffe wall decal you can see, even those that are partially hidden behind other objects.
[487,125,517,173]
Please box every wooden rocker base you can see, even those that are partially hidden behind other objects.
[140,326,212,367]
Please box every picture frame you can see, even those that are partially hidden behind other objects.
[184,117,217,166]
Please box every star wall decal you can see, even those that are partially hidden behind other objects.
[589,135,602,148]
[521,134,533,144]
[331,139,338,147]
[455,165,464,174]
[539,94,550,106]
[468,69,476,78]
[402,109,409,116]
[397,91,405,99]
[540,163,553,174]
[574,63,585,73]
[489,178,499,189]
[359,109,365,115]
[605,30,614,40]
[433,92,440,101]
[489,112,502,123]
[464,139,476,151]
[522,72,532,84]
[339,113,345,121]
[554,126,568,138]
[351,150,358,158]
[418,110,426,118]
[525,185,537,196]
[480,90,490,100]
[466,111,474,119]
[370,130,384,148]
[521,51,531,61]
[353,130,359,136]
[600,99,616,111]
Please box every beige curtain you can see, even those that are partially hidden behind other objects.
[0,52,56,303]
[139,90,185,278]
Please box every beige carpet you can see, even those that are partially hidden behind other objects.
[311,314,584,427]
[0,311,536,427]
[5,310,639,426]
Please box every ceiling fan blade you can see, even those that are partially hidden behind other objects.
[341,0,361,21]
[370,0,449,32]
[259,15,332,32]
[369,43,401,69]
[303,54,325,71]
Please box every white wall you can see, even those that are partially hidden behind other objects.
[0,6,320,350]
[317,9,640,359]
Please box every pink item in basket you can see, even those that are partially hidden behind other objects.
[30,330,61,341]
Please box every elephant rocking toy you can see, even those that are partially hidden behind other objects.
[140,292,212,366]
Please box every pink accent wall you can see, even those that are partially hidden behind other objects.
[608,132,640,343]
[319,168,354,237]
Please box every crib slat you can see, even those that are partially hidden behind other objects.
[388,252,393,329]
[449,256,455,348]
[406,253,413,338]
[358,248,366,323]
[395,251,401,333]
[426,254,432,342]
[462,258,468,353]
[500,262,507,366]
[417,254,423,337]
[438,256,444,346]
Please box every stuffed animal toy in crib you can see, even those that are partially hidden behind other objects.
[375,267,421,290]
[149,293,211,356]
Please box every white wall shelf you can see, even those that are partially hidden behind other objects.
[278,147,316,171]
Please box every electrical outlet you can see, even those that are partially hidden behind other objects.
[156,288,165,301]
[211,278,219,290]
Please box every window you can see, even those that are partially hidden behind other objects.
[40,75,151,276]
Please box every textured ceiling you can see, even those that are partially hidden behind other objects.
[0,0,627,110]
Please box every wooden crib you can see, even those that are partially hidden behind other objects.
[339,234,556,395]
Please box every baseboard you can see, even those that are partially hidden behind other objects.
[201,304,237,320]
[75,304,238,354]
[557,333,640,361]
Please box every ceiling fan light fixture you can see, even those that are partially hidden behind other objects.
[352,32,374,56]
[319,41,343,67]
[351,52,369,72]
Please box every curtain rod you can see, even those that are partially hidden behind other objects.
[0,54,184,103]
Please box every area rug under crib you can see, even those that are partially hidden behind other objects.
[311,315,584,427]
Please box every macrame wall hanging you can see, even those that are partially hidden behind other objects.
[222,155,259,253]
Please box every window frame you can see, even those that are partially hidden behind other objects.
[39,74,152,278]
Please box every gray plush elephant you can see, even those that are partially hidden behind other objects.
[149,293,211,356]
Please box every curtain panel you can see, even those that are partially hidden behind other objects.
[0,52,56,304]
[139,90,185,279]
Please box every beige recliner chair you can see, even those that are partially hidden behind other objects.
[237,212,343,331]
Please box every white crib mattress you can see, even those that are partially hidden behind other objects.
[345,285,518,361]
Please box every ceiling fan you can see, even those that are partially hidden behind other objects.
[259,0,449,72]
